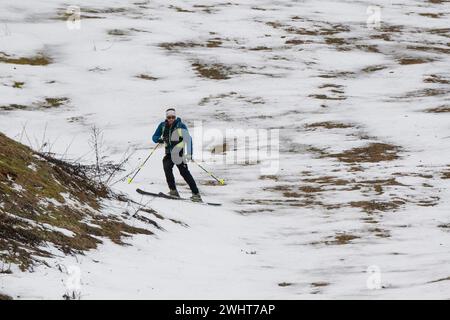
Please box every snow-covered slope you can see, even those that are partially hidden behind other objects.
[0,0,449,299]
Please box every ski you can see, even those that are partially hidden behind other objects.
[136,189,222,206]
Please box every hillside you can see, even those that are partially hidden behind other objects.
[0,132,163,297]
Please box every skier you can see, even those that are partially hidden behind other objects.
[152,108,202,202]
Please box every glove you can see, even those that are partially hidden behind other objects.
[185,153,192,162]
[157,138,164,143]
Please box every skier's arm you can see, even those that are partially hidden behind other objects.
[152,123,164,143]
[181,123,193,159]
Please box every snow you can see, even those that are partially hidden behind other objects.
[1,0,450,299]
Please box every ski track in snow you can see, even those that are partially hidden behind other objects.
[0,0,449,299]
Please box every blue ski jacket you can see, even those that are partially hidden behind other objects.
[152,117,193,156]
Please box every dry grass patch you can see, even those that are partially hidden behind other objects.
[326,143,401,163]
[442,169,450,179]
[362,65,387,73]
[311,282,329,287]
[314,233,360,246]
[278,282,293,287]
[0,98,69,112]
[369,228,391,238]
[136,74,158,81]
[426,105,450,113]
[318,71,355,79]
[39,97,70,108]
[438,223,450,229]
[398,57,433,65]
[160,38,224,51]
[429,276,450,283]
[0,104,28,111]
[428,27,450,37]
[309,94,346,100]
[259,175,279,181]
[305,122,353,130]
[424,74,450,84]
[192,62,231,80]
[408,45,450,55]
[83,7,127,14]
[401,88,449,98]
[13,81,25,89]
[192,4,217,14]
[0,293,12,300]
[285,39,307,45]
[0,133,152,271]
[249,46,272,51]
[419,13,444,18]
[355,44,380,53]
[207,38,223,48]
[107,29,131,36]
[0,52,51,66]
[350,200,404,213]
[160,41,200,51]
[169,5,194,13]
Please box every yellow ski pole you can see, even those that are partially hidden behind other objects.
[192,160,225,185]
[127,143,160,184]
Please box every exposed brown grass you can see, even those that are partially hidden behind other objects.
[192,62,231,80]
[429,276,450,283]
[160,38,224,51]
[0,52,51,66]
[318,71,355,79]
[309,94,346,100]
[398,57,433,65]
[426,105,450,113]
[305,122,353,130]
[369,228,391,238]
[408,45,450,55]
[419,13,444,19]
[160,41,199,51]
[326,143,401,163]
[355,44,380,53]
[1,98,69,112]
[13,81,25,89]
[107,29,130,36]
[442,169,450,179]
[311,282,329,287]
[0,293,12,300]
[0,133,152,271]
[350,200,404,213]
[424,74,450,84]
[314,233,360,246]
[169,5,194,13]
[207,38,223,48]
[405,88,449,98]
[136,74,158,81]
[362,65,387,73]
[0,104,28,111]
[83,7,127,14]
[285,39,306,45]
[278,282,293,287]
[39,97,70,108]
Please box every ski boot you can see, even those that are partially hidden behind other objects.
[169,189,180,198]
[191,193,202,203]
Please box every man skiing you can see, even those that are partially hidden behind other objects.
[152,108,202,202]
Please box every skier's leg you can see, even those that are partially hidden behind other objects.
[177,163,199,194]
[163,154,177,191]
